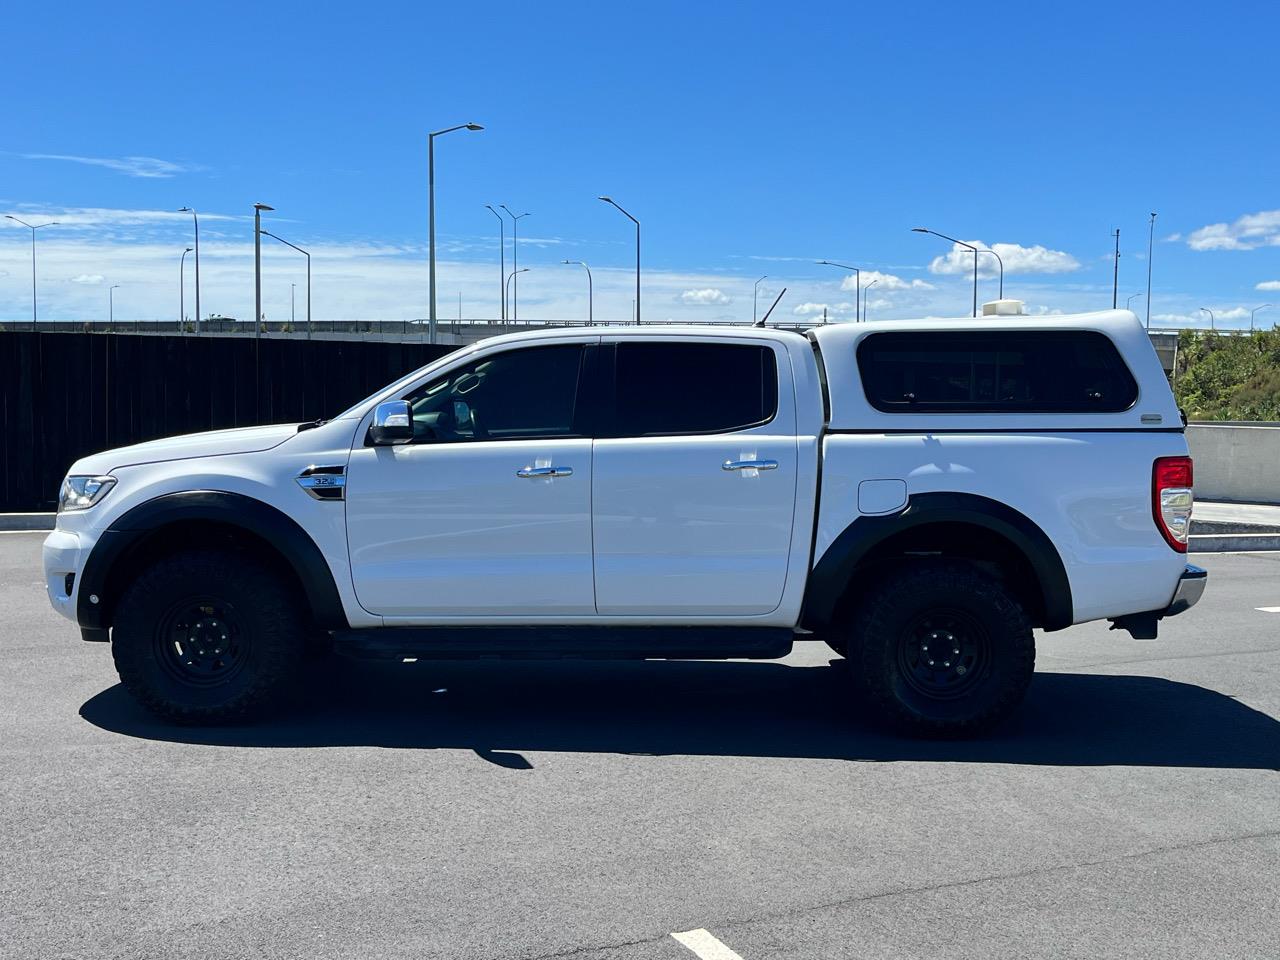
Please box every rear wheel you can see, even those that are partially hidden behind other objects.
[112,549,304,724]
[848,561,1034,737]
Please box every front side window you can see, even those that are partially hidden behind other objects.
[856,331,1138,413]
[613,341,778,436]
[404,344,585,442]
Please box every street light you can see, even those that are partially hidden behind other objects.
[816,260,860,323]
[1199,307,1215,331]
[261,229,312,340]
[1126,292,1144,312]
[109,284,120,326]
[863,278,880,322]
[912,227,979,317]
[180,246,193,332]
[562,260,593,325]
[178,207,201,333]
[484,204,505,321]
[753,275,768,324]
[1251,304,1271,331]
[291,282,296,326]
[506,267,529,317]
[500,205,531,322]
[599,196,640,324]
[428,122,484,344]
[980,248,1003,300]
[253,202,274,338]
[1146,212,1157,330]
[4,216,58,325]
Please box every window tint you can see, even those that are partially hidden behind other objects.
[614,341,778,436]
[404,344,584,442]
[856,331,1138,413]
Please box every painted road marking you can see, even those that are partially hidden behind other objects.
[1257,607,1280,613]
[671,928,746,960]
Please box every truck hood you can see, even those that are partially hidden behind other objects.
[69,424,299,475]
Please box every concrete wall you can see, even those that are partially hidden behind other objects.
[1187,423,1280,505]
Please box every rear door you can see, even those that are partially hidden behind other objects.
[591,337,799,617]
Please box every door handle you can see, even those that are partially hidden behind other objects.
[517,465,574,478]
[722,459,779,471]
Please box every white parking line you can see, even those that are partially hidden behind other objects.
[1257,607,1280,613]
[671,929,745,960]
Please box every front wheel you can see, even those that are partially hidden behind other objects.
[111,549,304,724]
[848,561,1035,737]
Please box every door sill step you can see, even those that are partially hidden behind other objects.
[332,625,795,661]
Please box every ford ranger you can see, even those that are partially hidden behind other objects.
[42,308,1205,735]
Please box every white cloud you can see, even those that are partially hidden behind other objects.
[928,241,1080,276]
[839,269,933,292]
[1255,280,1280,291]
[1,206,237,231]
[680,287,731,305]
[792,302,828,316]
[1186,209,1280,251]
[70,274,104,284]
[20,153,198,179]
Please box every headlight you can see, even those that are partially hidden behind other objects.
[58,475,117,512]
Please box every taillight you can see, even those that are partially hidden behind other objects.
[1153,456,1193,552]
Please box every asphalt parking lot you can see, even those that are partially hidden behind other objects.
[2,533,1278,960]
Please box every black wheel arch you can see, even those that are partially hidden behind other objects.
[77,490,348,632]
[801,491,1073,633]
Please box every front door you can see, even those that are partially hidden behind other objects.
[591,338,798,617]
[345,342,596,620]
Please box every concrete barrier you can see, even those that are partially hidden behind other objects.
[1187,422,1280,505]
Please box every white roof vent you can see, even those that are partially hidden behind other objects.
[982,299,1025,317]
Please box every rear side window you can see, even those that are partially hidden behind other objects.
[613,341,778,435]
[856,331,1138,413]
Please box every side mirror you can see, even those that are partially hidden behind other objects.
[369,400,413,445]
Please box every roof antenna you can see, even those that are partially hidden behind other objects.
[753,287,786,327]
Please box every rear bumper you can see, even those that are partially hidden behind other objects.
[1108,564,1206,639]
[1164,564,1207,617]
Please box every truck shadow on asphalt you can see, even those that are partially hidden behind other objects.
[80,657,1280,770]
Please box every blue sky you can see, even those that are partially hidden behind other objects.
[3,0,1278,327]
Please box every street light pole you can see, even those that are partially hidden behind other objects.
[1110,228,1120,309]
[428,123,484,344]
[485,204,505,321]
[506,267,529,315]
[4,216,59,325]
[253,203,274,339]
[178,207,201,333]
[912,227,979,317]
[261,230,312,340]
[1252,304,1272,331]
[1126,292,1144,312]
[180,246,192,332]
[754,275,768,324]
[1199,307,1214,331]
[500,205,531,322]
[109,284,120,326]
[599,197,640,324]
[1146,212,1157,330]
[562,260,593,325]
[291,283,296,326]
[816,260,860,323]
[863,278,880,322]
[981,248,1004,300]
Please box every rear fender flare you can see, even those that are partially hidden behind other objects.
[802,491,1073,632]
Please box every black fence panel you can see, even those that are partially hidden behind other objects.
[0,332,455,511]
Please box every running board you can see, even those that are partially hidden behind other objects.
[332,625,795,661]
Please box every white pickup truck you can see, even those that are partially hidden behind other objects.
[43,309,1204,735]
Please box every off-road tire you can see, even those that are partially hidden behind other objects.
[849,561,1035,737]
[111,549,304,724]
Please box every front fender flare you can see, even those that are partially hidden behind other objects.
[77,490,348,630]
